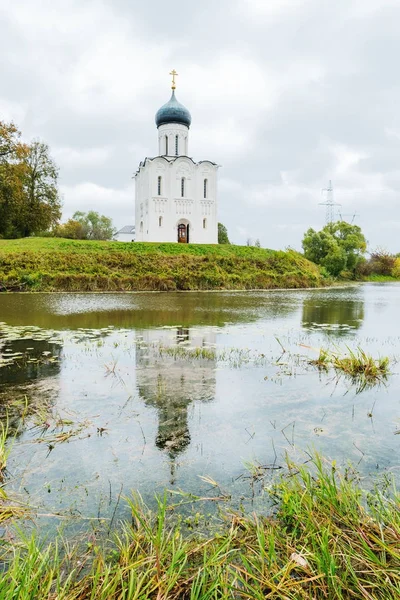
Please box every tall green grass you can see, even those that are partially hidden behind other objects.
[0,455,399,599]
[310,347,390,391]
[0,419,30,524]
[0,238,327,292]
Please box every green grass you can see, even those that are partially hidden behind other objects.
[1,455,399,599]
[0,418,30,524]
[309,347,390,391]
[331,347,389,379]
[0,237,327,292]
[361,274,400,282]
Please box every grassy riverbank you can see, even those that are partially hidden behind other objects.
[1,455,399,599]
[0,238,326,292]
[361,274,400,282]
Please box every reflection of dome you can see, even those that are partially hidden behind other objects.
[155,92,192,128]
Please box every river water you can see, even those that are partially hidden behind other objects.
[0,284,399,532]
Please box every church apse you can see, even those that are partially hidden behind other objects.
[135,327,217,462]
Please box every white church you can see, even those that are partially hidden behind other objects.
[134,72,219,244]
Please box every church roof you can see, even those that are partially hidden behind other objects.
[134,156,218,176]
[116,225,135,234]
[155,91,192,128]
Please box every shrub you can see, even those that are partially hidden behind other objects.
[369,248,396,275]
[392,257,400,278]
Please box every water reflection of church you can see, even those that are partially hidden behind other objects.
[135,327,216,461]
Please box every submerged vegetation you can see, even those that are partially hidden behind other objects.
[0,237,327,291]
[1,455,400,599]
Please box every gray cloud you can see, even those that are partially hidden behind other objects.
[1,0,399,250]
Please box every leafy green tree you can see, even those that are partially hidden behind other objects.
[22,140,62,236]
[322,245,347,276]
[302,221,366,276]
[218,222,230,244]
[56,211,116,241]
[329,221,367,270]
[301,229,337,264]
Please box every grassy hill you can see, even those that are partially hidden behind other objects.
[0,237,327,292]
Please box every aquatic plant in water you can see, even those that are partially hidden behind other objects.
[309,346,390,391]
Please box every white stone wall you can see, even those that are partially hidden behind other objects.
[135,156,218,244]
[158,123,189,156]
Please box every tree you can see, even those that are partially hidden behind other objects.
[302,221,366,276]
[0,121,28,238]
[322,245,347,276]
[329,221,367,270]
[0,123,61,238]
[218,222,230,244]
[55,219,87,240]
[22,140,62,236]
[56,211,116,241]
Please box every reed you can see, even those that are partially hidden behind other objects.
[331,346,389,379]
[309,346,390,391]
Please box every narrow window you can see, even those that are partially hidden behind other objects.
[175,135,179,156]
[204,178,208,199]
[165,135,168,155]
[181,177,185,197]
[140,221,143,232]
[159,216,163,227]
[203,218,207,229]
[157,176,162,196]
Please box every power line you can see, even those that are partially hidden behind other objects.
[338,211,359,224]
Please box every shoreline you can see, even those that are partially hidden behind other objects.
[0,282,357,294]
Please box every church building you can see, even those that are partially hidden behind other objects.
[134,71,219,244]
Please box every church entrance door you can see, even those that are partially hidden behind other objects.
[178,223,189,243]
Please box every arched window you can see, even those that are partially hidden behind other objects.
[159,216,163,227]
[175,135,179,156]
[203,218,207,229]
[157,176,162,196]
[165,135,168,155]
[181,177,185,197]
[204,178,208,199]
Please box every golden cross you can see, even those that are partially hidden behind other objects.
[170,69,178,90]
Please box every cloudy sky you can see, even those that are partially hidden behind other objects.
[1,0,400,250]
